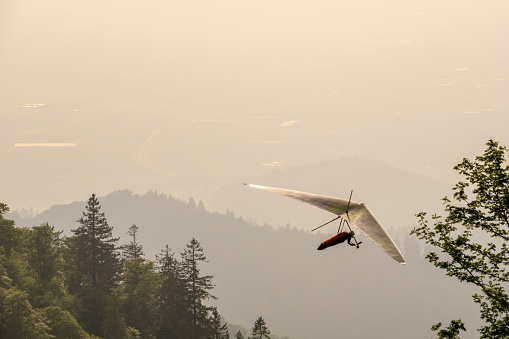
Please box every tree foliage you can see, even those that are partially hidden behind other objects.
[69,194,121,292]
[0,287,52,338]
[0,196,288,339]
[122,224,144,261]
[209,308,230,339]
[27,223,67,309]
[42,306,89,339]
[121,258,161,337]
[3,247,33,292]
[102,292,128,339]
[0,203,22,256]
[28,223,63,283]
[411,139,509,338]
[251,316,270,339]
[157,245,190,338]
[181,238,217,339]
[430,320,466,339]
[66,194,122,336]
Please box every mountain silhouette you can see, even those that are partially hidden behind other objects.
[9,180,481,338]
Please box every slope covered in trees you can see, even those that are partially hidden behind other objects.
[8,186,483,338]
[2,197,282,338]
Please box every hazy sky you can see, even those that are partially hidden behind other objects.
[1,0,508,212]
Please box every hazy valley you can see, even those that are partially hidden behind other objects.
[9,159,482,338]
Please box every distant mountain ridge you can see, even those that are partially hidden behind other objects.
[209,157,453,232]
[9,186,481,338]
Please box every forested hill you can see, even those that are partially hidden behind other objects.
[9,189,481,339]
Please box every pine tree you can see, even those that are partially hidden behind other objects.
[66,194,121,336]
[121,224,144,261]
[157,245,190,339]
[209,308,230,339]
[235,331,245,339]
[180,238,216,339]
[251,316,270,339]
[68,194,121,292]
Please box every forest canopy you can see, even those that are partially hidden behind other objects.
[0,196,282,339]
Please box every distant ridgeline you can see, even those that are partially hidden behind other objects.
[1,194,288,339]
[6,189,480,339]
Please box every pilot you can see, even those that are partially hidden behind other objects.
[317,230,361,250]
[346,231,358,247]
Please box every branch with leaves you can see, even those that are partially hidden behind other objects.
[411,140,509,338]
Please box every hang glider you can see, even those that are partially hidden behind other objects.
[245,184,406,265]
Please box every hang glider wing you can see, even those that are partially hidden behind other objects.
[245,184,406,265]
[346,203,406,264]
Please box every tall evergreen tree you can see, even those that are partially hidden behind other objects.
[180,238,216,339]
[250,316,270,339]
[157,245,190,339]
[121,224,144,261]
[209,308,230,339]
[66,194,121,336]
[68,194,121,292]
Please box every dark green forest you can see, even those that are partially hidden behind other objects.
[0,195,281,339]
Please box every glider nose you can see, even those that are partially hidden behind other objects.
[317,243,326,250]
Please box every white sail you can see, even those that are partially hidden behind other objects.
[245,184,406,264]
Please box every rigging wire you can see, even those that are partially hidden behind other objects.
[311,216,341,232]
